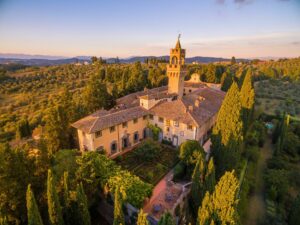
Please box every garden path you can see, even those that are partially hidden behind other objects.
[245,137,273,225]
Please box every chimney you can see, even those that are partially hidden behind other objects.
[195,99,200,107]
[198,96,205,101]
[188,105,193,112]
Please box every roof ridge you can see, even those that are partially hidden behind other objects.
[187,111,200,127]
[89,116,100,133]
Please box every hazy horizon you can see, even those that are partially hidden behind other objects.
[1,0,300,58]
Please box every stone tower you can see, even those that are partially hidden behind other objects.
[167,37,187,99]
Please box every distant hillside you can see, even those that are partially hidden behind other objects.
[0,58,86,66]
[0,55,247,66]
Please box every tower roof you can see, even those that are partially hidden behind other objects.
[175,38,181,49]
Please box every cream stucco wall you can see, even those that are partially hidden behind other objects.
[148,115,196,147]
[76,111,219,157]
[77,116,149,157]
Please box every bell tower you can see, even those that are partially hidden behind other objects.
[167,36,187,99]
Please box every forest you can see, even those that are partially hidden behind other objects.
[0,57,300,225]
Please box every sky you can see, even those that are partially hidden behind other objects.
[0,0,300,58]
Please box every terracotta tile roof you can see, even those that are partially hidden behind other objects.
[149,99,197,126]
[116,86,167,108]
[71,106,148,133]
[150,87,225,127]
[72,86,225,133]
[139,92,177,100]
[183,88,225,126]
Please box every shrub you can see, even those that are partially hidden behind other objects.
[133,140,161,162]
[145,171,154,181]
[173,162,185,181]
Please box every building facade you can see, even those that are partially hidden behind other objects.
[72,38,225,157]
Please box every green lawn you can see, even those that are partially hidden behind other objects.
[116,142,179,185]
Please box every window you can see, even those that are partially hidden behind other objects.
[159,117,164,123]
[133,118,138,124]
[173,121,179,127]
[149,114,154,120]
[110,126,115,133]
[122,122,128,128]
[95,130,102,138]
[189,89,192,93]
[187,125,193,130]
[166,119,170,126]
[111,141,117,154]
[82,132,86,137]
[143,115,148,120]
[134,132,139,143]
[166,127,170,132]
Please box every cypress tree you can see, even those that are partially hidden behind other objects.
[211,170,239,224]
[158,212,175,225]
[197,192,211,225]
[277,114,290,154]
[26,184,44,225]
[44,106,70,155]
[220,71,233,92]
[137,209,149,225]
[204,158,216,194]
[212,82,243,177]
[240,68,255,131]
[113,186,125,225]
[47,169,64,225]
[213,82,243,146]
[62,172,71,225]
[197,170,239,225]
[191,155,205,211]
[63,172,70,209]
[76,183,91,225]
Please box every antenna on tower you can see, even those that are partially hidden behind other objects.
[178,33,181,40]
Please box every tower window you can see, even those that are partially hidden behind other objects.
[171,56,178,64]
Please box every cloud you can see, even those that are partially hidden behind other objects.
[234,0,254,4]
[216,0,225,4]
[216,0,289,5]
[291,41,300,45]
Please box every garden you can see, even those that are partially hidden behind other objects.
[115,139,179,184]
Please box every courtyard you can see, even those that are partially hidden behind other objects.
[115,139,179,185]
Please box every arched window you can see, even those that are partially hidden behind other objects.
[171,56,178,65]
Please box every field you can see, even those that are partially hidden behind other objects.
[254,79,300,118]
[116,143,179,185]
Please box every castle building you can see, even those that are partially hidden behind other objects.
[72,38,225,157]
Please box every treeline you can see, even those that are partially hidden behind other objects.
[254,57,300,81]
[0,144,152,224]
